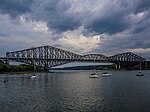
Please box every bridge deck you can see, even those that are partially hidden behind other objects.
[1,45,147,68]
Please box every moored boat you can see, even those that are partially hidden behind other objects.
[89,73,98,78]
[136,54,144,76]
[136,72,144,76]
[101,72,111,77]
[30,73,37,78]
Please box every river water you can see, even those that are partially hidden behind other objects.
[0,70,150,112]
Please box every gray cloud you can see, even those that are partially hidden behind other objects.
[0,0,33,17]
[134,0,150,13]
[0,0,149,34]
[47,17,80,32]
[88,15,129,34]
[0,0,149,60]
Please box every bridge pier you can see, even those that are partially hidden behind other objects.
[114,62,121,70]
[114,61,139,70]
[6,52,9,64]
[115,64,120,69]
[5,58,9,64]
[145,62,147,69]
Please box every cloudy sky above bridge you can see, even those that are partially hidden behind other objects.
[0,0,150,59]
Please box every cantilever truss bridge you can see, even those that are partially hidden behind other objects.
[6,45,146,69]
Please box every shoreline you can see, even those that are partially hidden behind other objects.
[1,69,150,74]
[0,71,52,74]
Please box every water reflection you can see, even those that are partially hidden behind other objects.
[0,71,150,112]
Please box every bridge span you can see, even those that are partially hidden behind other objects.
[0,45,147,69]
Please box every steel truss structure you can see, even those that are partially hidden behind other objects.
[6,45,146,68]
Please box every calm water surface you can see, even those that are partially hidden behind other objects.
[0,70,150,112]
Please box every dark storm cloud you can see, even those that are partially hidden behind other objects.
[133,25,149,34]
[132,11,150,34]
[42,0,150,35]
[133,41,150,49]
[88,16,129,34]
[0,0,149,59]
[0,0,33,17]
[32,0,129,34]
[134,0,150,13]
[48,17,80,32]
[86,0,150,35]
[31,0,80,32]
[0,0,149,35]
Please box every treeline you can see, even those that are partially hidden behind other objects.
[0,62,41,72]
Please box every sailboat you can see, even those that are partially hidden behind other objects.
[89,72,99,78]
[136,54,144,76]
[101,64,111,77]
[30,65,37,78]
[89,59,98,78]
[30,47,37,79]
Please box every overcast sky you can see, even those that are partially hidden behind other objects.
[0,0,149,60]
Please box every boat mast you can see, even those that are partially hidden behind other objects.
[94,58,96,71]
[139,54,141,71]
[33,46,36,73]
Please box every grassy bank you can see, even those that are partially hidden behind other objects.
[0,62,42,73]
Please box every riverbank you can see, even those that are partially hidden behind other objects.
[1,62,149,73]
[0,62,45,73]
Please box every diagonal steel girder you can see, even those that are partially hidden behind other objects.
[6,45,146,68]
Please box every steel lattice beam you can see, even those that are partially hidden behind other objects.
[6,45,146,69]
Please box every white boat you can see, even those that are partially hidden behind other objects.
[101,72,111,77]
[101,65,112,77]
[29,47,37,79]
[136,54,144,76]
[89,59,98,78]
[136,72,144,76]
[30,74,37,78]
[89,73,98,78]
